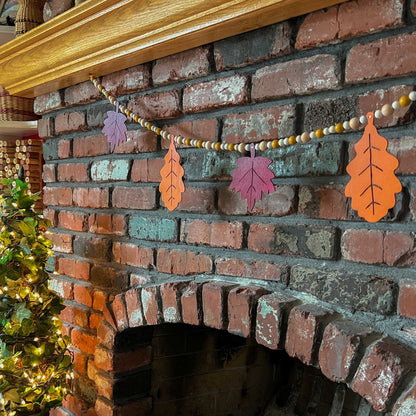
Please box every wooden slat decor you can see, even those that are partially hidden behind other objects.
[0,0,348,98]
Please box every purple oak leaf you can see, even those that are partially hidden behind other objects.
[230,144,275,211]
[102,104,127,152]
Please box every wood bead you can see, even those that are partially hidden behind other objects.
[259,141,267,151]
[301,132,310,143]
[349,117,360,130]
[238,143,246,153]
[381,104,393,116]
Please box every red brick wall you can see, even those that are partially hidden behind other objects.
[36,0,416,415]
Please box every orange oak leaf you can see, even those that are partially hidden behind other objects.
[159,138,185,211]
[345,112,402,222]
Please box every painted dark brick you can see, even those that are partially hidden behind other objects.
[129,216,178,242]
[73,236,112,261]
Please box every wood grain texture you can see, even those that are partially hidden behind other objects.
[0,0,348,98]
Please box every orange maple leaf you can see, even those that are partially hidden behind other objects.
[159,138,185,211]
[345,112,402,222]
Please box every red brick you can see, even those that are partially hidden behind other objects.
[97,321,117,350]
[125,288,144,327]
[50,233,73,254]
[252,55,340,101]
[112,186,156,210]
[43,186,72,206]
[55,111,87,134]
[37,117,53,138]
[95,345,151,373]
[346,32,416,83]
[392,379,416,416]
[162,119,217,149]
[358,85,414,129]
[73,134,109,157]
[89,213,126,236]
[228,286,268,337]
[160,281,191,323]
[71,328,98,355]
[398,280,416,319]
[222,105,296,144]
[73,187,109,208]
[296,0,404,50]
[62,395,89,416]
[57,163,89,182]
[256,292,299,349]
[34,91,63,114]
[319,320,375,383]
[58,211,88,232]
[112,242,154,269]
[141,286,162,325]
[388,136,416,175]
[181,219,243,249]
[42,163,56,183]
[153,46,211,85]
[341,229,384,264]
[219,185,296,216]
[215,258,288,283]
[202,282,236,330]
[114,129,156,154]
[181,281,203,326]
[352,338,416,411]
[384,232,414,266]
[74,284,93,308]
[95,372,114,400]
[73,306,89,329]
[93,290,108,311]
[58,139,71,159]
[128,90,181,120]
[411,186,416,221]
[75,260,90,281]
[65,80,101,106]
[285,304,335,366]
[156,249,212,275]
[299,185,348,220]
[183,75,249,113]
[102,64,151,95]
[131,158,164,183]
[72,350,88,375]
[177,187,215,213]
[89,312,103,330]
[43,208,57,227]
[130,274,152,285]
[247,223,276,254]
[102,302,117,330]
[112,294,129,331]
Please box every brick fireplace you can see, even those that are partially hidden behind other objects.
[7,0,415,414]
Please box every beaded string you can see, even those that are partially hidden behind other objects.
[90,75,415,152]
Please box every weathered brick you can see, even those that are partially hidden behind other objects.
[153,46,211,85]
[256,292,299,349]
[55,111,87,134]
[74,284,93,308]
[71,328,98,355]
[285,304,336,366]
[114,130,157,154]
[299,185,348,220]
[34,91,63,114]
[346,32,416,83]
[183,75,249,113]
[95,345,151,373]
[141,286,162,325]
[387,136,416,175]
[156,249,212,275]
[43,0,72,21]
[86,101,113,129]
[112,186,156,210]
[90,159,130,182]
[42,163,56,183]
[392,379,416,416]
[125,288,144,327]
[412,186,416,221]
[176,187,215,213]
[91,265,128,291]
[73,236,111,261]
[160,281,191,323]
[128,91,181,120]
[43,139,58,160]
[341,229,384,264]
[43,186,72,206]
[319,320,376,383]
[131,158,164,183]
[290,266,396,315]
[215,258,288,284]
[58,139,71,159]
[62,395,89,416]
[37,117,54,138]
[398,280,416,319]
[112,242,154,269]
[97,321,117,350]
[73,187,109,208]
[58,210,88,232]
[219,185,296,216]
[181,219,243,249]
[112,294,129,331]
[228,286,268,337]
[50,233,73,254]
[252,54,340,101]
[202,282,236,330]
[384,232,415,267]
[93,290,108,311]
[65,80,101,106]
[42,208,57,227]
[57,163,89,182]
[247,223,276,254]
[89,213,126,236]
[352,338,416,411]
[73,135,109,157]
[215,22,291,70]
[181,281,203,326]
[129,216,178,242]
[102,64,151,95]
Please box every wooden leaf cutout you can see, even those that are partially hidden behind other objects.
[230,144,275,211]
[345,112,402,222]
[102,102,128,152]
[159,138,185,211]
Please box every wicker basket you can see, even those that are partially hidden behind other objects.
[0,86,38,121]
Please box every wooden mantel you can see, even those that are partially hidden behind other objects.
[0,0,348,98]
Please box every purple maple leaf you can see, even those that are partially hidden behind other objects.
[102,103,127,152]
[230,144,275,211]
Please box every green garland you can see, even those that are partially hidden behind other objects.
[0,179,72,416]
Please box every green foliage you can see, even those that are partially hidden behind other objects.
[0,179,73,416]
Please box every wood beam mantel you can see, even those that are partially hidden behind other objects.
[0,0,348,98]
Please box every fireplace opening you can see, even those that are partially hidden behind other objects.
[106,323,385,416]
